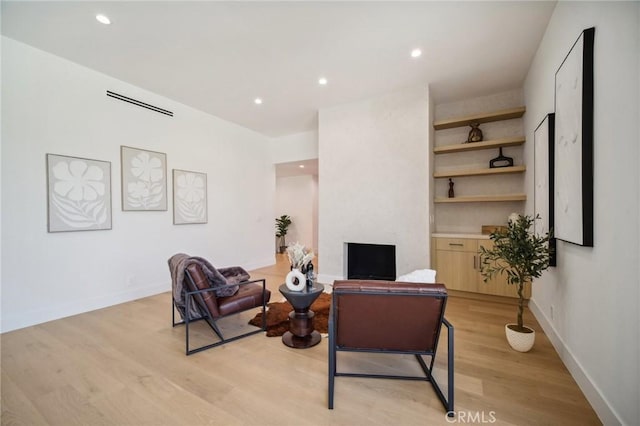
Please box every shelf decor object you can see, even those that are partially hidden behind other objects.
[121,146,167,211]
[46,153,112,232]
[554,27,595,247]
[173,169,207,225]
[489,147,514,168]
[534,113,557,266]
[466,123,483,143]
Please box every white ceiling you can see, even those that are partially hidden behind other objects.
[1,1,556,138]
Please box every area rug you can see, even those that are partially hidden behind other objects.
[248,292,331,337]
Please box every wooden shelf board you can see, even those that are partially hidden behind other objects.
[434,137,525,154]
[434,165,525,178]
[433,107,526,130]
[434,194,527,203]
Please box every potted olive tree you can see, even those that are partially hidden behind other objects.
[275,215,292,254]
[479,214,552,352]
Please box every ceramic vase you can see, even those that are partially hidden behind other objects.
[285,268,306,291]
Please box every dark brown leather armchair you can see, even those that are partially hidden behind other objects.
[328,280,453,415]
[169,254,271,355]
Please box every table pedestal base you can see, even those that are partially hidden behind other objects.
[282,330,321,349]
[281,309,321,348]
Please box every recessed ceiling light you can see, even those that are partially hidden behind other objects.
[96,14,111,25]
[411,48,422,58]
[318,77,328,86]
[254,98,263,105]
[299,165,305,169]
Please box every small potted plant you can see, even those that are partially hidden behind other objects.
[479,214,552,352]
[275,215,292,254]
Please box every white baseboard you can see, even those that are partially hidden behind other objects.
[529,299,622,425]
[243,256,277,272]
[1,282,168,333]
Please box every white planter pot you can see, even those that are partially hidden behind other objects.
[505,324,535,352]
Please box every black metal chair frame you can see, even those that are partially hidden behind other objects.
[172,272,268,355]
[328,289,454,416]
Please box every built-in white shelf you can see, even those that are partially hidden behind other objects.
[434,194,527,203]
[433,107,526,130]
[434,165,525,179]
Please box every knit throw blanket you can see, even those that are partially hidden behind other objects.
[168,253,249,320]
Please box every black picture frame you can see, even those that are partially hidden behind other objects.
[553,27,595,247]
[534,113,557,266]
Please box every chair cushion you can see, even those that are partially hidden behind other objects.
[185,263,220,317]
[218,284,271,317]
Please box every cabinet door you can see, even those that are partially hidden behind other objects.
[477,240,531,298]
[436,249,478,292]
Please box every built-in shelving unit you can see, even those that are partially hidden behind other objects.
[434,165,525,179]
[431,96,527,299]
[432,106,526,205]
[433,137,525,154]
[433,106,526,130]
[434,194,527,203]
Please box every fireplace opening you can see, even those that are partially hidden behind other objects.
[345,242,396,281]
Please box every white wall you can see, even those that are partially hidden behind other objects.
[317,86,431,283]
[275,175,317,252]
[270,130,318,164]
[271,130,319,254]
[1,38,275,332]
[0,35,3,332]
[523,3,639,425]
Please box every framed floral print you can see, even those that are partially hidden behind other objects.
[120,146,167,211]
[172,169,207,224]
[46,154,112,232]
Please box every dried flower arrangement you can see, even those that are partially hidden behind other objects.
[286,242,315,270]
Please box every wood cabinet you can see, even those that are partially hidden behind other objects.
[433,236,530,299]
[434,237,478,292]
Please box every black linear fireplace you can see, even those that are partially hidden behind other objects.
[345,242,396,281]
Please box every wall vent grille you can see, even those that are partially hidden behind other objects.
[106,90,173,117]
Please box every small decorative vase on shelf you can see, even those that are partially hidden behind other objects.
[466,122,483,143]
[285,268,306,291]
[305,263,314,288]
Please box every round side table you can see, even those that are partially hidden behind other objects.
[278,282,324,349]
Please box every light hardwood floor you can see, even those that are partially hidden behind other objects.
[1,255,600,425]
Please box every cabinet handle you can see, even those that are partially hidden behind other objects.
[448,243,464,246]
[473,255,477,270]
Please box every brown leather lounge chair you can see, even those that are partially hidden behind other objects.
[328,280,454,416]
[169,254,271,355]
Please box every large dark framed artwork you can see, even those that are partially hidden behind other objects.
[553,27,595,247]
[534,113,556,266]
